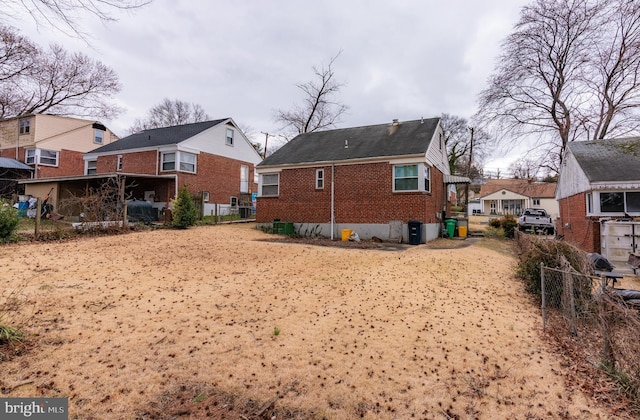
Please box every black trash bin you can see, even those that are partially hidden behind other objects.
[408,220,423,245]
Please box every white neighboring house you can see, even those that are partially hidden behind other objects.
[474,178,558,218]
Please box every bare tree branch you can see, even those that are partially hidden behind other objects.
[128,98,210,133]
[1,0,150,40]
[274,51,348,138]
[475,0,640,172]
[0,26,122,119]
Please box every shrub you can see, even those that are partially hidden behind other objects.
[172,186,198,229]
[483,226,505,239]
[0,200,19,242]
[514,232,591,298]
[501,214,518,238]
[488,218,502,228]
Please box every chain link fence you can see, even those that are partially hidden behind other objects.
[540,264,640,406]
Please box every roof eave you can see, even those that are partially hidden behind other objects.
[257,153,427,170]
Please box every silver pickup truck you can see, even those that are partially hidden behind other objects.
[518,208,555,233]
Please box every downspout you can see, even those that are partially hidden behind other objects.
[331,163,335,240]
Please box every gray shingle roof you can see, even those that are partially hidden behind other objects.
[258,118,440,167]
[0,157,33,170]
[569,137,640,182]
[89,119,228,153]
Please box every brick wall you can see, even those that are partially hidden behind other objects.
[558,192,600,252]
[97,151,158,175]
[1,147,84,178]
[177,153,257,203]
[257,162,447,224]
[95,150,257,202]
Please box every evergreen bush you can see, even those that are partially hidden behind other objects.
[172,186,198,229]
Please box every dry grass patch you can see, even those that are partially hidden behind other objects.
[0,224,613,419]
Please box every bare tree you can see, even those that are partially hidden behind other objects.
[274,52,348,138]
[1,0,150,39]
[128,98,209,133]
[508,158,541,179]
[476,0,640,172]
[440,113,489,176]
[0,26,37,82]
[0,27,122,119]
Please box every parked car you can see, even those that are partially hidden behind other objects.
[518,208,554,233]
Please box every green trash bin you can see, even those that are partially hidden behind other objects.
[445,219,457,238]
[283,222,294,235]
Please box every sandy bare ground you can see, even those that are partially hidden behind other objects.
[0,223,616,419]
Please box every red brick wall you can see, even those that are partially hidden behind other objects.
[558,193,600,253]
[97,151,157,175]
[177,153,257,203]
[95,151,257,202]
[0,147,84,178]
[257,162,447,224]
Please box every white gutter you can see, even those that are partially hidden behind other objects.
[331,163,335,240]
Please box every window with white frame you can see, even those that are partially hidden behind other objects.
[628,192,640,212]
[316,169,324,189]
[25,148,59,166]
[261,173,279,196]
[226,128,234,146]
[533,198,540,206]
[240,165,249,193]
[25,149,35,164]
[179,152,196,173]
[117,155,123,171]
[86,160,97,175]
[19,119,30,135]
[94,129,104,144]
[424,166,430,192]
[588,191,640,214]
[394,164,419,191]
[600,192,624,213]
[161,152,175,171]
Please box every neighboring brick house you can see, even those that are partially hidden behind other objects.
[474,178,558,218]
[556,138,640,266]
[86,118,262,214]
[0,114,118,179]
[21,118,262,219]
[256,118,467,243]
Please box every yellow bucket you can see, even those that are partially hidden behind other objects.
[458,226,467,237]
[341,229,352,241]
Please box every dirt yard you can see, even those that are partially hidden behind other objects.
[0,223,623,419]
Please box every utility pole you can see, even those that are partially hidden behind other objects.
[465,127,474,215]
[260,132,272,159]
[467,127,474,177]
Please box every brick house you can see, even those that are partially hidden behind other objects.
[21,118,262,219]
[556,138,640,266]
[0,114,118,179]
[255,118,467,243]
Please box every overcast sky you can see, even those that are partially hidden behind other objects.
[15,0,530,172]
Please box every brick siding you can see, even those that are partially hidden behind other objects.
[257,162,448,224]
[558,193,600,252]
[96,150,257,202]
